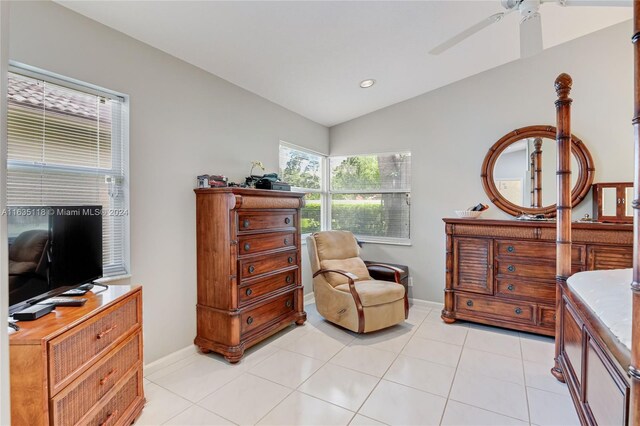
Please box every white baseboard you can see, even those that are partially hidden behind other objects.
[410,298,444,310]
[144,344,197,376]
[304,292,315,305]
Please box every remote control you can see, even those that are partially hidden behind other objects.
[42,297,88,307]
[61,283,94,296]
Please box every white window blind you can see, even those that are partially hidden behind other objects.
[7,70,128,276]
[330,152,411,243]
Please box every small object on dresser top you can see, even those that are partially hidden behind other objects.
[196,174,209,188]
[39,297,88,307]
[209,174,228,187]
[578,213,595,222]
[455,203,488,219]
[515,213,551,221]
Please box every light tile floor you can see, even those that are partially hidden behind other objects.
[136,303,579,426]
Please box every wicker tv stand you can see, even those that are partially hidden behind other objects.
[9,285,144,425]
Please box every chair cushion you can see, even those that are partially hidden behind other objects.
[320,257,370,286]
[313,231,360,261]
[335,280,405,307]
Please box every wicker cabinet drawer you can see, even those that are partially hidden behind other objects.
[239,250,298,280]
[455,294,534,324]
[82,369,143,426]
[238,232,296,256]
[237,211,296,232]
[496,240,584,263]
[496,278,555,303]
[50,331,142,425]
[48,293,142,396]
[241,291,295,335]
[239,269,297,306]
[495,260,556,281]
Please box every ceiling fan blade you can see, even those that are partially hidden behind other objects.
[429,12,505,55]
[520,13,543,58]
[549,0,631,6]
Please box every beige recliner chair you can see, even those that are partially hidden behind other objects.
[307,231,408,333]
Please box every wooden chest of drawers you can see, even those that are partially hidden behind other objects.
[443,219,632,335]
[10,285,144,425]
[194,188,306,362]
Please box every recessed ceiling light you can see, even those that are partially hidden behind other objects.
[360,79,376,88]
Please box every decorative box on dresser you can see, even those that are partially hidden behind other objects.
[9,285,144,426]
[194,188,307,363]
[442,218,632,335]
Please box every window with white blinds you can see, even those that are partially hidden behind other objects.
[330,152,411,243]
[7,69,128,276]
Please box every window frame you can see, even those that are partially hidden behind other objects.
[7,61,131,279]
[329,150,412,246]
[279,141,328,239]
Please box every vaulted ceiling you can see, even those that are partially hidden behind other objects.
[56,1,631,126]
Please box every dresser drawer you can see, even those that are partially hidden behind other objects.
[238,231,296,256]
[495,259,556,281]
[50,332,142,425]
[82,369,143,426]
[237,211,296,232]
[239,269,297,306]
[496,278,555,303]
[241,291,295,335]
[48,293,142,396]
[239,250,298,280]
[538,305,557,328]
[496,240,584,263]
[455,293,534,324]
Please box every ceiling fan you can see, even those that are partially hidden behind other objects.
[429,0,631,58]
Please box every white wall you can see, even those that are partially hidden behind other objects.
[8,1,329,363]
[330,21,634,303]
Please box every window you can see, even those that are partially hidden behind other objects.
[279,142,326,235]
[330,152,411,243]
[7,67,129,276]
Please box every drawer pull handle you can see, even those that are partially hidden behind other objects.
[553,314,557,321]
[244,243,251,251]
[288,256,294,264]
[243,219,250,228]
[515,308,523,315]
[247,316,254,325]
[248,265,255,273]
[99,410,118,426]
[507,265,516,272]
[466,300,473,307]
[507,245,515,253]
[97,324,117,340]
[285,217,291,225]
[285,300,292,308]
[284,238,289,245]
[100,368,117,386]
[286,276,292,284]
[507,284,515,291]
[246,288,253,296]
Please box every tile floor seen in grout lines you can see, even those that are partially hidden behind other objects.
[136,302,579,426]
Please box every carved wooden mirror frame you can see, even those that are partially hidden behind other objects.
[481,125,595,217]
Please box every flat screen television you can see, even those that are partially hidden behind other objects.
[8,206,103,315]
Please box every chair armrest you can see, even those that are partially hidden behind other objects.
[365,263,403,284]
[313,268,365,332]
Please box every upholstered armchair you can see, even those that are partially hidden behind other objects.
[307,230,408,333]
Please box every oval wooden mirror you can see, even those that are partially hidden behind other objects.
[481,125,595,217]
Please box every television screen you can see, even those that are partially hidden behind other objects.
[8,206,103,314]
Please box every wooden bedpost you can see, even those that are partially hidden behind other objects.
[630,1,640,423]
[551,73,573,383]
[533,138,543,208]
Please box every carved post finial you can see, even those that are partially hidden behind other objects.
[555,73,573,100]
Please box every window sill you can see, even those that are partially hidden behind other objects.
[357,238,412,247]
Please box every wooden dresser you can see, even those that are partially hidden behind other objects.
[194,188,306,362]
[10,285,144,426]
[442,218,632,336]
